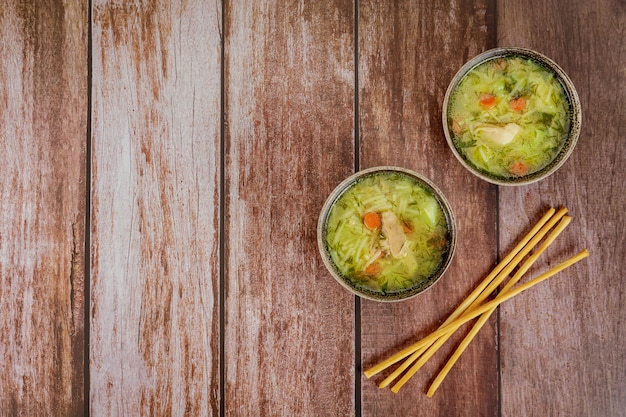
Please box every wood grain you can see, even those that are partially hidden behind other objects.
[1,1,624,415]
[90,1,221,415]
[0,1,87,416]
[223,1,356,415]
[358,1,500,415]
[497,0,626,416]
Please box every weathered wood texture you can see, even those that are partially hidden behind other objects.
[223,1,356,415]
[2,0,625,416]
[358,1,500,416]
[0,1,87,416]
[90,1,222,415]
[497,0,626,416]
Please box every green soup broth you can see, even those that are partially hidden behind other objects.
[447,54,572,179]
[324,172,451,296]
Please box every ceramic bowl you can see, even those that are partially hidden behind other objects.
[317,166,456,302]
[442,47,581,185]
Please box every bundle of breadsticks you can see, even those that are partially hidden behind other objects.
[364,207,589,396]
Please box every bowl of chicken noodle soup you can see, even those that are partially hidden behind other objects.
[318,167,456,302]
[443,47,581,185]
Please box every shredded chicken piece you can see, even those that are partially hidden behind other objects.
[381,211,407,258]
[475,123,521,145]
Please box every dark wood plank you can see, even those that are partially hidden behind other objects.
[497,0,626,416]
[0,1,87,415]
[223,1,356,415]
[358,1,500,415]
[90,1,221,414]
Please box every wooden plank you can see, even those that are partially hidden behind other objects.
[223,1,356,415]
[497,1,626,416]
[358,1,500,415]
[90,1,222,415]
[0,1,87,416]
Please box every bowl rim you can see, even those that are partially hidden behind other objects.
[317,166,457,302]
[442,47,582,186]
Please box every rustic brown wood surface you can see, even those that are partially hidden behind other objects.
[358,1,500,416]
[90,1,222,415]
[0,0,624,416]
[223,2,356,415]
[497,0,626,416]
[0,1,88,416]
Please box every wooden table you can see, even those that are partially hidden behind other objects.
[1,1,624,416]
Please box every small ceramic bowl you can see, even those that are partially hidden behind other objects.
[317,167,456,302]
[442,47,581,186]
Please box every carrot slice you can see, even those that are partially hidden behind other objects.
[510,161,528,176]
[365,263,381,276]
[479,93,497,109]
[510,97,526,112]
[363,212,382,230]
